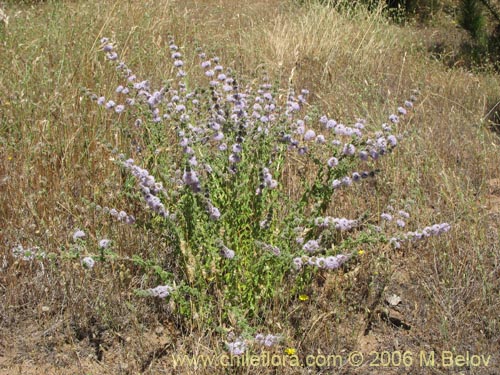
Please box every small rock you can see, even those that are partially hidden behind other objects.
[386,294,402,306]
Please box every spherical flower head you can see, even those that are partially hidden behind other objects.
[105,100,116,109]
[398,106,407,115]
[213,132,224,141]
[255,333,265,344]
[315,257,326,268]
[82,256,95,269]
[334,124,346,135]
[359,150,369,161]
[97,96,105,105]
[221,245,235,259]
[115,104,125,113]
[227,340,246,356]
[205,70,215,77]
[354,120,365,129]
[263,92,273,101]
[404,100,413,108]
[232,143,242,153]
[125,215,136,225]
[341,176,352,186]
[188,156,198,167]
[106,52,118,61]
[439,222,451,232]
[179,137,189,147]
[201,60,211,68]
[292,257,303,270]
[398,210,410,218]
[262,334,279,347]
[73,230,86,241]
[316,134,326,144]
[389,114,399,124]
[99,239,111,249]
[396,219,405,228]
[332,179,341,189]
[342,143,356,156]
[174,60,184,67]
[268,179,278,189]
[295,124,305,135]
[327,120,338,130]
[303,239,320,253]
[324,256,340,270]
[381,213,393,221]
[370,150,379,160]
[208,205,221,221]
[327,157,338,168]
[149,285,173,298]
[289,101,300,111]
[390,237,401,249]
[382,123,392,132]
[387,135,398,147]
[303,129,316,141]
[182,170,199,189]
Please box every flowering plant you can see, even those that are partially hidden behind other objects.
[81,36,450,341]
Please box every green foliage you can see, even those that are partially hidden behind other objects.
[459,0,487,44]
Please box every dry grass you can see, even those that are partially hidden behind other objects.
[1,0,500,374]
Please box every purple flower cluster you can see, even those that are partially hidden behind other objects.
[82,256,95,269]
[293,254,351,270]
[220,244,235,259]
[96,38,144,115]
[256,167,278,194]
[303,239,320,253]
[11,245,45,261]
[182,169,201,192]
[227,339,246,355]
[73,229,86,241]
[207,201,221,221]
[381,208,411,228]
[314,216,358,231]
[254,333,280,347]
[331,170,377,189]
[255,241,280,256]
[146,285,174,298]
[389,222,451,248]
[96,205,136,224]
[122,158,170,218]
[98,239,111,249]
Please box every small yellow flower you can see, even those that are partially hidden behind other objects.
[358,249,365,256]
[298,294,309,301]
[285,348,296,355]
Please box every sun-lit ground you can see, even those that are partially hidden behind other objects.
[1,1,499,374]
